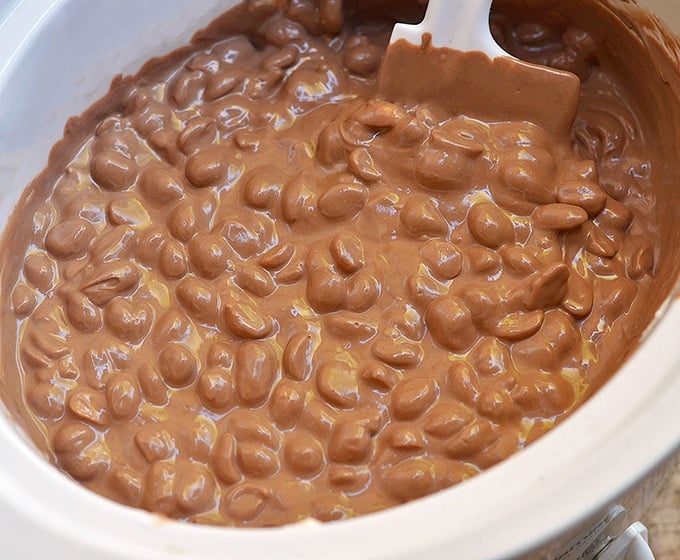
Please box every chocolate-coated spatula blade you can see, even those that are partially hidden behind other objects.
[377,0,581,135]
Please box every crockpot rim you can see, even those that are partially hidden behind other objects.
[0,1,679,558]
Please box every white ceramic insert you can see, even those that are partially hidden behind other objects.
[0,1,678,559]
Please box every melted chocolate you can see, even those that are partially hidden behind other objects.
[0,0,678,527]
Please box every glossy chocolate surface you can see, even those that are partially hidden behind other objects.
[0,0,677,527]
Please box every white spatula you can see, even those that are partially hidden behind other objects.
[378,0,581,135]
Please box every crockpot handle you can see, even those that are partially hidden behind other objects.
[596,522,655,560]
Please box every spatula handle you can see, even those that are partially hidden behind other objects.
[389,0,507,58]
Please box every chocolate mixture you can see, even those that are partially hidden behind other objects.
[0,0,676,526]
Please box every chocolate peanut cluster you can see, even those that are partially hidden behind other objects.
[5,0,660,526]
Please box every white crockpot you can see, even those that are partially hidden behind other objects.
[0,1,678,559]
